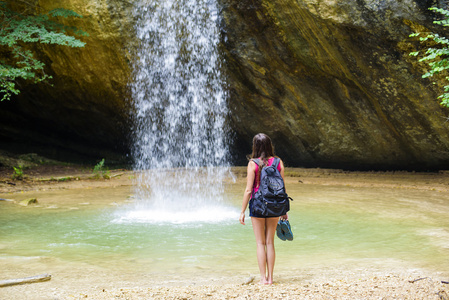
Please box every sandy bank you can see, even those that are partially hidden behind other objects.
[2,165,449,194]
[76,274,449,299]
[2,271,447,299]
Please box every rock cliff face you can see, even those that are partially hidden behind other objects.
[1,0,449,169]
[1,0,135,162]
[220,0,449,169]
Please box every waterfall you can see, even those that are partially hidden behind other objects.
[126,0,233,223]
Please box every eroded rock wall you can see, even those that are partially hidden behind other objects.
[221,0,449,169]
[0,0,135,162]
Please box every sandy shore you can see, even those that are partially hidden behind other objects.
[1,266,448,299]
[2,165,449,194]
[76,275,449,299]
[1,165,449,299]
[4,271,447,299]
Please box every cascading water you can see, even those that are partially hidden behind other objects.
[124,0,234,223]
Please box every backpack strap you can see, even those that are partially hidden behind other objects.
[252,157,280,169]
[251,158,261,167]
[271,157,280,170]
[251,158,262,191]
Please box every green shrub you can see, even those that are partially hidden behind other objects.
[12,165,23,180]
[0,1,88,101]
[92,158,110,179]
[410,7,449,107]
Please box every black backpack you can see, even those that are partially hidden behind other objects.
[251,157,292,217]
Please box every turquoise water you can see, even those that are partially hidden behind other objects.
[1,182,448,281]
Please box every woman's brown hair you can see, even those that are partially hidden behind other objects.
[249,133,276,187]
[250,133,275,164]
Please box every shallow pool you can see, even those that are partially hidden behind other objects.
[1,180,448,287]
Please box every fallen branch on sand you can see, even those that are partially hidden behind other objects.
[38,176,80,182]
[409,277,429,283]
[0,181,16,186]
[0,274,51,287]
[110,172,124,178]
[0,198,14,201]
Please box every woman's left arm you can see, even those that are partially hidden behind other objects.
[239,161,256,225]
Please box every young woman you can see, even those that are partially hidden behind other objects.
[239,133,288,285]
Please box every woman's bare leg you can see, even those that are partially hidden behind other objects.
[265,217,279,284]
[251,217,268,284]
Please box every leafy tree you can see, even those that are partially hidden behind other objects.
[410,7,449,108]
[0,1,88,101]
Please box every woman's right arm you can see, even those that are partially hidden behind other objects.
[239,161,256,225]
[279,159,289,221]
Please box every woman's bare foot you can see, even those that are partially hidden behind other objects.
[259,277,268,285]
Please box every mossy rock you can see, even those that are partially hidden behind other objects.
[17,153,61,166]
[18,198,38,206]
[0,151,66,169]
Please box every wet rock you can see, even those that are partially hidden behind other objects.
[18,198,38,206]
[242,275,255,285]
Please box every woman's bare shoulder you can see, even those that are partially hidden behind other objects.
[247,159,257,169]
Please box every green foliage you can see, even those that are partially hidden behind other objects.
[93,158,105,173]
[409,7,449,107]
[12,165,23,180]
[0,1,88,101]
[92,158,110,179]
